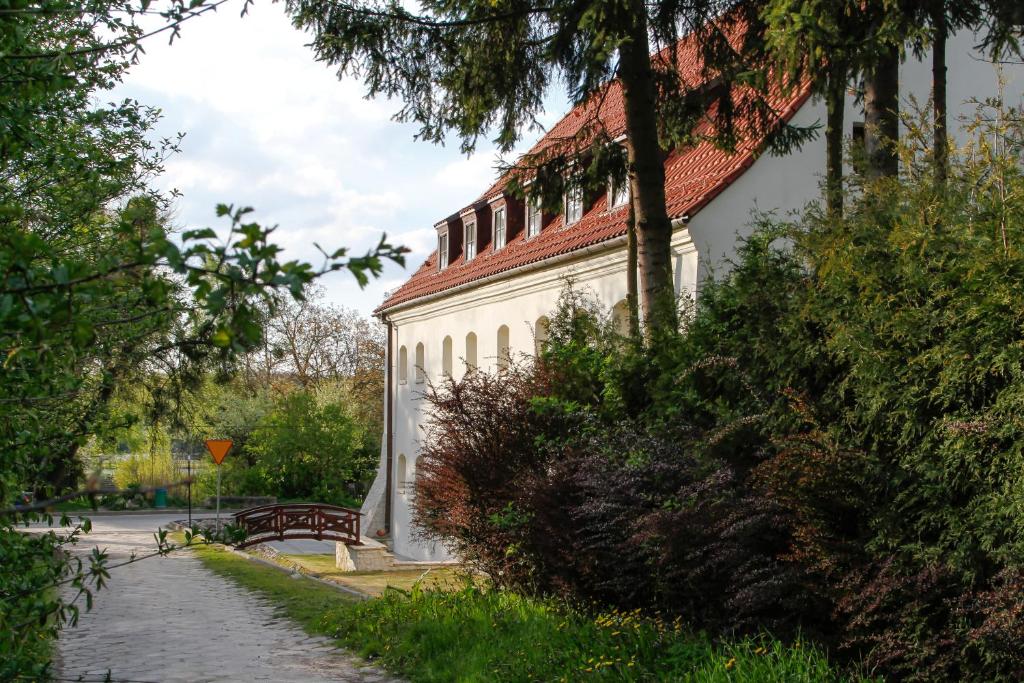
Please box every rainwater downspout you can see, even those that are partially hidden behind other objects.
[384,317,394,535]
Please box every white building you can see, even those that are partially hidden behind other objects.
[360,28,1023,561]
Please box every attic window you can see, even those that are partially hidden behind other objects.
[526,198,542,238]
[493,207,507,250]
[438,232,449,270]
[565,185,583,225]
[609,175,629,209]
[464,221,476,261]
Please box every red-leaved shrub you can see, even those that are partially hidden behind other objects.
[413,358,820,637]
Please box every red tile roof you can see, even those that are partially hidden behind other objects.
[377,30,811,314]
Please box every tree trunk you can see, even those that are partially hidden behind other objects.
[626,197,640,339]
[864,45,900,179]
[825,58,847,218]
[618,4,676,338]
[932,4,948,190]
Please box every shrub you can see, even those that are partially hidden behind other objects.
[248,389,374,504]
[417,102,1024,681]
[415,359,818,636]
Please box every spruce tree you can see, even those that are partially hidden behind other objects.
[284,0,815,337]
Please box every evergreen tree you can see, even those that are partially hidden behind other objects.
[284,0,815,337]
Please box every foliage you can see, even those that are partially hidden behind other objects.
[329,584,863,683]
[415,100,1024,680]
[0,519,75,682]
[0,0,404,676]
[414,356,820,637]
[283,0,822,333]
[189,539,859,683]
[246,388,375,504]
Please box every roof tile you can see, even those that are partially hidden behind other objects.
[377,29,810,313]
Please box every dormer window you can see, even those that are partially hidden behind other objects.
[527,198,542,238]
[464,221,476,261]
[609,174,629,209]
[565,185,583,225]
[438,232,449,270]
[493,207,506,250]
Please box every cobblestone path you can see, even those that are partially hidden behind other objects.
[51,514,400,683]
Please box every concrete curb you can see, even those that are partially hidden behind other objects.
[230,545,373,601]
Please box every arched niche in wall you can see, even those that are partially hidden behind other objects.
[497,325,510,371]
[442,336,453,377]
[397,453,408,494]
[415,342,425,383]
[465,332,478,372]
[398,345,408,384]
[534,316,550,355]
[611,299,631,337]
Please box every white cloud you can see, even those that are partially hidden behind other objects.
[433,152,504,195]
[112,0,568,316]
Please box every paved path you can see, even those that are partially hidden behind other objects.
[38,514,399,683]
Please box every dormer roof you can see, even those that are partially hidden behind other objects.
[376,26,811,315]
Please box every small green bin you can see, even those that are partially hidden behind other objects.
[154,487,168,509]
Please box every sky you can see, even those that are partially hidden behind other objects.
[110,1,568,317]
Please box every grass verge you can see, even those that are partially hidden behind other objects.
[188,540,358,635]
[189,542,870,682]
[280,553,469,596]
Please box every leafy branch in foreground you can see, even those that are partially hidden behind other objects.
[1,514,244,648]
[1,2,408,677]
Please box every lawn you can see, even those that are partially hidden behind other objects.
[188,541,870,682]
[280,552,469,596]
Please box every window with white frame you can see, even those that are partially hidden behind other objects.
[609,174,629,208]
[438,232,449,270]
[464,221,476,261]
[493,207,506,250]
[527,197,542,237]
[565,184,583,225]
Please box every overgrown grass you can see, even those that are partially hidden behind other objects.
[326,584,868,682]
[190,542,867,682]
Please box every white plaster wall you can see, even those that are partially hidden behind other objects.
[373,32,1023,562]
[385,234,698,560]
[691,29,1023,286]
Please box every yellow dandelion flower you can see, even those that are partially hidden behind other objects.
[725,658,736,670]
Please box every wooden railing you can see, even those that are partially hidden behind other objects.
[232,503,362,549]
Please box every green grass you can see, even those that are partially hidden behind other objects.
[327,587,869,682]
[189,542,870,682]
[280,553,474,596]
[188,541,358,634]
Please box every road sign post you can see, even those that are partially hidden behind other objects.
[204,439,233,532]
[187,459,192,528]
[171,439,204,529]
